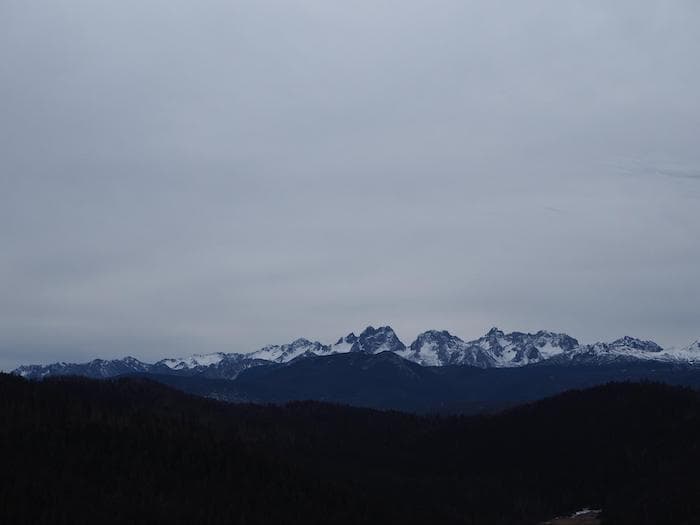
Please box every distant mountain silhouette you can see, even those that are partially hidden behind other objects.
[13,325,700,413]
[14,326,700,383]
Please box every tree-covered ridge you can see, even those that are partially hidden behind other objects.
[1,374,699,524]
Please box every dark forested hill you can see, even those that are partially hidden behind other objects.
[1,373,699,525]
[124,352,700,414]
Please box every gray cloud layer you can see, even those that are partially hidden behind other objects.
[2,0,699,369]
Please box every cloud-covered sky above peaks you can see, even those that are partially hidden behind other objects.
[1,0,699,369]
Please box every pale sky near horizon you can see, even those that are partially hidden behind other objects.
[2,0,699,370]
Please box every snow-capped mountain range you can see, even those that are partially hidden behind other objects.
[13,325,700,380]
[395,328,580,367]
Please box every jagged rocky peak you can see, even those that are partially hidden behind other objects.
[399,329,471,367]
[530,330,579,351]
[156,352,228,370]
[410,329,464,348]
[486,327,505,337]
[464,327,581,367]
[397,327,581,368]
[352,325,406,354]
[609,336,663,352]
[336,333,357,345]
[122,356,148,367]
[250,338,330,363]
[332,332,358,353]
[547,335,670,366]
[287,338,317,350]
[479,327,577,347]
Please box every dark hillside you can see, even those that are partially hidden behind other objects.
[137,353,700,414]
[1,374,699,524]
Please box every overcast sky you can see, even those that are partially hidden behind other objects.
[1,0,699,370]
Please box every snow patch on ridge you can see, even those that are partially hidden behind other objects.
[159,352,226,370]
